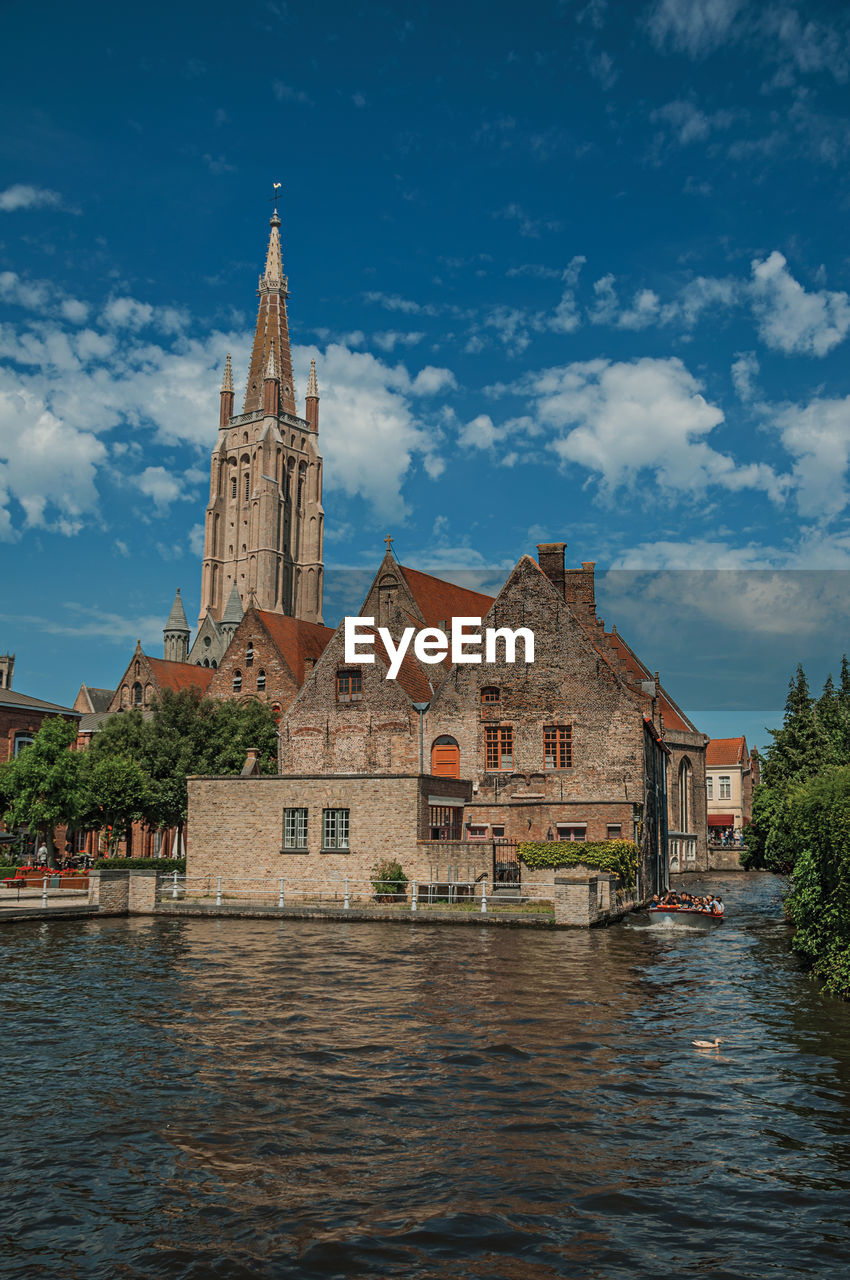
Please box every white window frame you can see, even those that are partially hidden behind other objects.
[283,808,308,850]
[556,823,587,842]
[706,776,714,800]
[322,808,350,851]
[719,775,732,800]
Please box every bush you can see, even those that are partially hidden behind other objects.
[371,858,408,902]
[518,839,639,888]
[94,857,186,872]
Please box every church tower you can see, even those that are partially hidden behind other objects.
[198,204,325,627]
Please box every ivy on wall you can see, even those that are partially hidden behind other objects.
[518,839,639,888]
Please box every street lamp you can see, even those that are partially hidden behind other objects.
[412,701,430,774]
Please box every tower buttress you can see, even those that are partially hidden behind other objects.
[220,354,234,428]
[305,358,319,432]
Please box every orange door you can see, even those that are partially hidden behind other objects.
[431,740,460,778]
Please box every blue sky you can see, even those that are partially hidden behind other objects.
[3,0,850,748]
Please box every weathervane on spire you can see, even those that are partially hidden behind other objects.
[271,181,282,214]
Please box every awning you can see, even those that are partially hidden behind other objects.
[708,814,735,826]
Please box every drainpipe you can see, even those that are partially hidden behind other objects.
[413,702,430,774]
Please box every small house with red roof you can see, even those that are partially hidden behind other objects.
[705,735,759,840]
[107,642,216,714]
[207,607,334,720]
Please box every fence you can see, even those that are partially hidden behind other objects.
[0,873,90,906]
[155,870,553,917]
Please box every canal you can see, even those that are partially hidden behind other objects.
[3,872,850,1278]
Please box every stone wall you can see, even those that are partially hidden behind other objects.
[186,773,474,900]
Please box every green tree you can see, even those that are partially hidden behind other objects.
[79,753,152,856]
[0,717,81,867]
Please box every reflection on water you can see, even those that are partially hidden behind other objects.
[3,874,850,1278]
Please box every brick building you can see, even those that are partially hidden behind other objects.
[189,542,706,901]
[207,607,333,722]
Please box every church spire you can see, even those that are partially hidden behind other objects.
[243,203,297,417]
[163,588,190,663]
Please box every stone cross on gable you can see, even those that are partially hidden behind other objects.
[384,535,394,553]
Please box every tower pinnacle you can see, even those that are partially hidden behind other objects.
[221,352,233,393]
[243,205,297,416]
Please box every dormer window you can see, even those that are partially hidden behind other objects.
[481,686,500,704]
[336,670,362,703]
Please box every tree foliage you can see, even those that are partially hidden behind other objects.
[0,717,82,867]
[745,658,850,997]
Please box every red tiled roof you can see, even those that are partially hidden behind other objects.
[257,612,335,685]
[367,629,433,703]
[705,736,747,767]
[399,564,495,629]
[146,657,216,695]
[606,632,693,733]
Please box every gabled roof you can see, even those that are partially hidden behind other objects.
[0,688,80,716]
[705,736,748,767]
[145,657,216,695]
[256,612,335,685]
[364,628,433,703]
[399,564,495,629]
[605,631,695,733]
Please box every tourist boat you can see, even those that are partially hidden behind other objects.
[647,903,723,926]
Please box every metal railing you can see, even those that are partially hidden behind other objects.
[155,870,554,917]
[0,873,90,907]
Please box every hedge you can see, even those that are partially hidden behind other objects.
[518,839,639,888]
[94,857,186,872]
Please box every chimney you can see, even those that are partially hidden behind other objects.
[240,748,261,777]
[564,561,596,620]
[537,543,566,596]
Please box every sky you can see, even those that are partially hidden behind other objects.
[2,0,850,750]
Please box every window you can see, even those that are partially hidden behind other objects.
[132,682,143,706]
[706,776,714,800]
[429,805,461,841]
[283,808,308,849]
[246,643,254,667]
[322,808,349,850]
[467,824,489,840]
[336,670,362,702]
[13,734,33,756]
[679,760,692,832]
[257,670,266,691]
[233,670,242,692]
[719,775,732,800]
[543,724,572,769]
[485,725,513,771]
[231,476,237,500]
[557,824,586,841]
[492,825,506,840]
[244,473,250,501]
[606,824,622,839]
[481,686,500,704]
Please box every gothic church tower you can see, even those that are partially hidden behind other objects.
[198,207,324,628]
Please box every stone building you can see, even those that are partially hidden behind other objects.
[107,642,215,713]
[705,735,758,837]
[206,606,334,721]
[251,540,697,894]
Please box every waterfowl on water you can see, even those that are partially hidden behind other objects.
[692,1037,723,1049]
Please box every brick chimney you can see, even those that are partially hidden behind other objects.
[240,748,261,777]
[537,543,566,596]
[563,561,596,620]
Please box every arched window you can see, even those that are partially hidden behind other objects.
[132,682,143,706]
[481,686,500,704]
[431,735,460,779]
[231,476,237,500]
[257,670,266,691]
[678,759,692,832]
[246,643,254,667]
[244,473,250,502]
[233,670,242,692]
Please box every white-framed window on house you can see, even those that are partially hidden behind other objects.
[283,808,308,850]
[557,823,586,841]
[706,776,714,800]
[13,733,34,755]
[719,775,732,800]
[322,808,349,850]
[606,824,622,839]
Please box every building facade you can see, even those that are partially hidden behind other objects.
[705,735,758,839]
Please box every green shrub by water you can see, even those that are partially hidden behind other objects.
[94,857,186,872]
[518,839,639,888]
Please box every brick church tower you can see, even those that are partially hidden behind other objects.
[197,205,324,630]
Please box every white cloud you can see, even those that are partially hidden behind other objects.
[651,98,737,144]
[372,331,424,352]
[0,184,66,213]
[293,343,453,519]
[647,0,744,57]
[131,466,199,514]
[589,276,662,329]
[749,250,850,356]
[775,395,850,521]
[0,375,107,539]
[731,351,759,402]
[498,356,786,502]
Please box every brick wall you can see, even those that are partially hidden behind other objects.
[207,608,300,712]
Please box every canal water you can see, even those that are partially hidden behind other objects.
[3,873,850,1279]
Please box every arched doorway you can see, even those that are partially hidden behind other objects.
[431,735,460,778]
